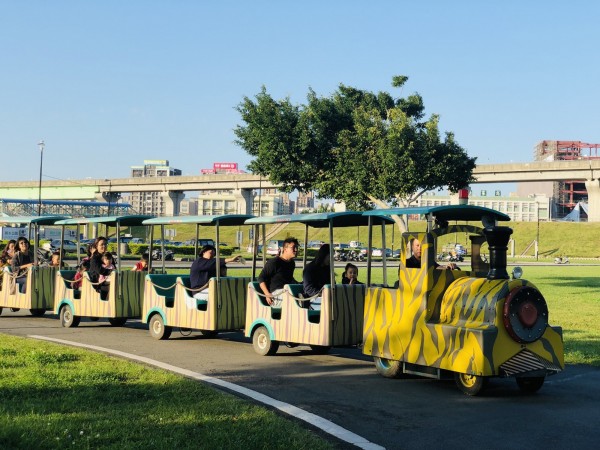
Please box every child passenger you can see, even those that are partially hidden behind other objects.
[98,252,115,284]
[73,263,86,290]
[342,263,363,285]
[132,252,149,271]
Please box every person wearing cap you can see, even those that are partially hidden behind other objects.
[190,245,242,301]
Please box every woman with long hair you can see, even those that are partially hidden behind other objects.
[302,244,332,309]
[10,237,35,293]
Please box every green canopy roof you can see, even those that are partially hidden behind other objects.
[245,211,394,228]
[0,215,69,226]
[363,205,510,223]
[55,215,154,227]
[143,214,254,227]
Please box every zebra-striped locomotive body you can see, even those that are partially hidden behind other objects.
[362,207,564,395]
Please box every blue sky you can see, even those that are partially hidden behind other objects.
[2,1,599,197]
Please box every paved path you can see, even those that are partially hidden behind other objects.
[1,312,599,449]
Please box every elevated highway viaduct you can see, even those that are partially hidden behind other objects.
[2,160,600,220]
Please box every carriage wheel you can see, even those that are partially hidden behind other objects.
[60,305,80,328]
[30,309,46,317]
[516,376,545,393]
[149,314,172,340]
[108,317,127,327]
[454,372,488,396]
[309,345,331,354]
[374,357,402,378]
[252,326,279,356]
[11,308,20,312]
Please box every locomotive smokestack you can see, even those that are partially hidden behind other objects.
[483,226,513,280]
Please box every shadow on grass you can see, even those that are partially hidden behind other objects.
[534,276,600,288]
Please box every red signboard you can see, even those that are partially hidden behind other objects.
[214,162,237,170]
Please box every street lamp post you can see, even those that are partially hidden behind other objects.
[37,140,45,216]
[105,179,112,216]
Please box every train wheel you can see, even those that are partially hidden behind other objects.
[374,357,402,378]
[11,308,20,312]
[149,314,172,340]
[252,326,279,356]
[0,307,3,315]
[108,317,127,327]
[454,372,488,396]
[309,345,331,354]
[30,309,46,317]
[60,305,80,328]
[516,376,545,393]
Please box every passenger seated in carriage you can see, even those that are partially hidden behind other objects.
[190,245,242,302]
[342,263,363,285]
[11,237,36,293]
[302,244,332,309]
[132,252,149,271]
[257,237,299,306]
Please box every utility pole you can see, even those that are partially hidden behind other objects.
[37,140,45,216]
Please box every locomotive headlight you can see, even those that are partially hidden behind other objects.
[512,267,523,279]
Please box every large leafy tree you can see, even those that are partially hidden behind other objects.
[234,76,476,230]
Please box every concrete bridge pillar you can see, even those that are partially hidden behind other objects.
[162,191,185,216]
[234,188,255,215]
[585,179,600,222]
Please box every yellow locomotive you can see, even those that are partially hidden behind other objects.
[362,205,564,395]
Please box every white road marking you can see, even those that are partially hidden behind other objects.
[30,335,384,450]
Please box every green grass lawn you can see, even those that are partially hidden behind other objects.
[0,335,334,450]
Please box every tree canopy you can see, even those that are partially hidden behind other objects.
[234,76,476,229]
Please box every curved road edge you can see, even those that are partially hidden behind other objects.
[30,335,384,450]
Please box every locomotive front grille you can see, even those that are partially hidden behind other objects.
[499,349,562,376]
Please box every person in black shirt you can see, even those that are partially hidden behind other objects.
[302,244,332,309]
[11,237,36,293]
[190,245,241,300]
[405,239,456,270]
[258,237,299,306]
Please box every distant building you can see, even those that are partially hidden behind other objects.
[296,191,315,211]
[418,192,551,222]
[518,141,600,219]
[129,160,182,216]
[180,197,198,216]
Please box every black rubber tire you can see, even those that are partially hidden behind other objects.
[516,376,545,393]
[60,305,80,328]
[374,356,403,378]
[30,309,46,317]
[149,314,172,340]
[252,326,279,356]
[454,372,488,396]
[309,345,331,354]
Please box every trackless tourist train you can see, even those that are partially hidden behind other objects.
[0,206,564,395]
[141,215,253,339]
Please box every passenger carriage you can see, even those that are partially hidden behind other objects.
[362,205,564,395]
[53,215,153,327]
[141,214,254,339]
[244,212,394,355]
[0,216,68,317]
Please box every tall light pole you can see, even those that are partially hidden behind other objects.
[37,140,45,216]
